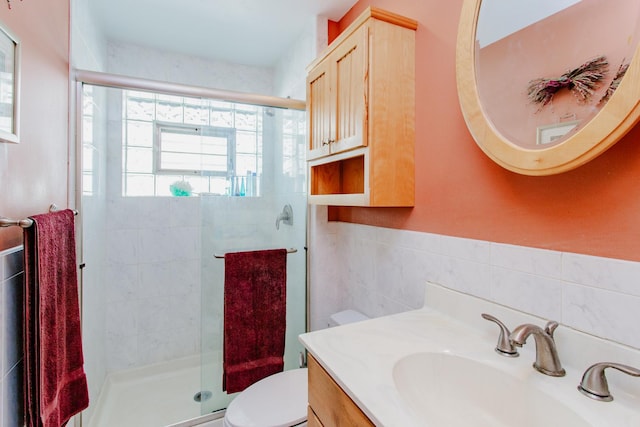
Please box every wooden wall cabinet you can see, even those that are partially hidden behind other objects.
[307,354,374,427]
[306,7,417,207]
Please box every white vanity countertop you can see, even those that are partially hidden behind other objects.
[299,282,640,427]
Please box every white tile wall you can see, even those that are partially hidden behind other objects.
[309,212,640,351]
[103,197,203,372]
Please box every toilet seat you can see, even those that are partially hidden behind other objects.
[223,368,308,427]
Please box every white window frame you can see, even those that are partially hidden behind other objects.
[153,121,236,177]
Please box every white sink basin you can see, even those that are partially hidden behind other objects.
[392,352,591,427]
[301,284,640,426]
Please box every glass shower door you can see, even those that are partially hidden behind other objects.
[198,105,307,415]
[78,76,306,426]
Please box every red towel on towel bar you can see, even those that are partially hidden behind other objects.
[223,249,287,393]
[24,209,89,427]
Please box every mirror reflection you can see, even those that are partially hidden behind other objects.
[475,0,640,149]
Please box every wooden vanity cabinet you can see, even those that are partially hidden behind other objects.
[307,354,374,427]
[306,7,417,207]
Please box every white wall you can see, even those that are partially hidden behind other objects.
[71,0,108,71]
[0,0,71,251]
[274,16,328,100]
[107,42,275,94]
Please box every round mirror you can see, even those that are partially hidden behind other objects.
[456,0,640,175]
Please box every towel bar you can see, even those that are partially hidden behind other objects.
[0,204,79,228]
[214,248,297,259]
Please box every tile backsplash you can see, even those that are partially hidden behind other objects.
[1,246,24,426]
[309,205,640,351]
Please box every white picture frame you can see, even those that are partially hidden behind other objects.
[0,22,19,144]
[536,120,579,146]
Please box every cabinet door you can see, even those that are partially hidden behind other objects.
[308,355,374,426]
[308,407,323,427]
[330,23,369,155]
[307,59,333,160]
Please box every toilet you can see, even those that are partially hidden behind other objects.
[223,310,369,427]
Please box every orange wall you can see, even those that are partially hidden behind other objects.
[328,20,340,44]
[330,0,640,262]
[0,1,70,251]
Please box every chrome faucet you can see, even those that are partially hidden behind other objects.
[509,321,566,377]
[578,362,640,402]
[481,313,518,357]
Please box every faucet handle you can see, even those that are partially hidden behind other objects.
[481,313,519,357]
[578,362,640,402]
[544,320,559,337]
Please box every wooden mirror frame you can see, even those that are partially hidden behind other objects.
[456,0,640,175]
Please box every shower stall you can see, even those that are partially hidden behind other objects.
[77,73,307,426]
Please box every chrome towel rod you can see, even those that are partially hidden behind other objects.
[0,204,78,229]
[214,248,297,259]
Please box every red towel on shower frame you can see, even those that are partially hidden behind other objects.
[223,249,287,393]
[24,209,89,427]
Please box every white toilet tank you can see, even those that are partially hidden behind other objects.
[328,309,369,328]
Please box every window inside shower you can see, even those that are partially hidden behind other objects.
[79,81,307,426]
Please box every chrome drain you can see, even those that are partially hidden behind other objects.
[193,391,212,402]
